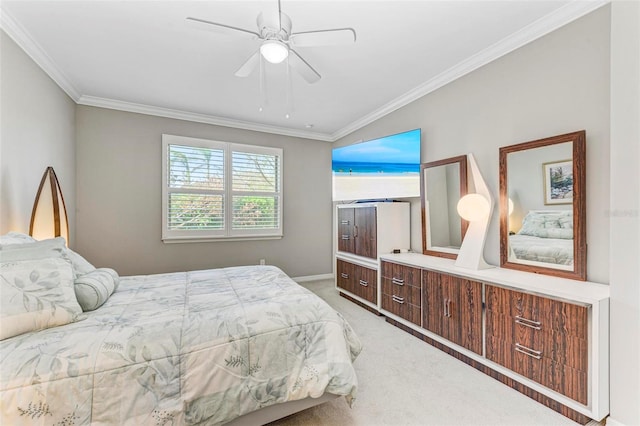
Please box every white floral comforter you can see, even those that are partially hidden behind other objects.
[509,234,574,265]
[0,266,362,425]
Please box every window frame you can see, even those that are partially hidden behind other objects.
[162,134,283,243]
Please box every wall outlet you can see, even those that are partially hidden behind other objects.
[259,259,266,265]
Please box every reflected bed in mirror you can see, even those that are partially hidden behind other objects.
[499,130,586,280]
[420,155,468,259]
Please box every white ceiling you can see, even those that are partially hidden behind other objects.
[1,0,606,141]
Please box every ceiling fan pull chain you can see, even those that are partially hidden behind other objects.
[286,55,294,117]
[259,54,268,111]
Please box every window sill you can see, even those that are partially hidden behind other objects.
[162,235,283,244]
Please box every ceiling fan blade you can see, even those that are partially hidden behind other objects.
[289,28,356,47]
[186,17,260,39]
[235,50,261,77]
[289,49,321,84]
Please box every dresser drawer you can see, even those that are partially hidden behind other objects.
[336,259,353,292]
[486,312,588,372]
[381,277,420,306]
[381,261,421,288]
[336,259,377,304]
[485,285,588,340]
[381,293,421,326]
[486,336,587,405]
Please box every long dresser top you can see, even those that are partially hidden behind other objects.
[380,253,610,304]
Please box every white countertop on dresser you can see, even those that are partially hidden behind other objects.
[380,253,610,304]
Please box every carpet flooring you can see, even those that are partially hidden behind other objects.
[269,279,583,426]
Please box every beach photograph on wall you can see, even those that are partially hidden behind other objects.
[332,129,421,201]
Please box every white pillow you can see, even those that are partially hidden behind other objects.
[0,237,97,276]
[64,248,96,275]
[0,232,37,245]
[74,268,119,312]
[0,257,82,340]
[0,237,68,263]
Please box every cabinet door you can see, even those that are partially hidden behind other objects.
[422,271,482,355]
[446,275,483,355]
[422,270,446,337]
[354,207,377,259]
[337,208,355,254]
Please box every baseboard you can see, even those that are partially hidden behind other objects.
[292,273,333,283]
[604,418,625,426]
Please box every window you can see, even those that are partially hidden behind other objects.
[162,134,282,242]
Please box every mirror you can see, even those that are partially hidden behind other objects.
[499,130,586,280]
[421,155,468,259]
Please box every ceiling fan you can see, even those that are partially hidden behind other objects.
[186,0,356,84]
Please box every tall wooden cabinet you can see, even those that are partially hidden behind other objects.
[335,202,410,309]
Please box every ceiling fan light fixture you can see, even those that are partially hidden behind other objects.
[260,40,289,64]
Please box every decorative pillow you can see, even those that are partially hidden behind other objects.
[0,232,37,246]
[64,248,96,275]
[0,257,82,340]
[74,268,119,312]
[0,237,97,277]
[0,237,68,263]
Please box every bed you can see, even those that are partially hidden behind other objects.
[509,210,574,266]
[0,233,362,425]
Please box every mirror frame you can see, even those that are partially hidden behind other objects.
[499,130,586,280]
[420,155,468,259]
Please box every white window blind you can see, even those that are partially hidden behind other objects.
[162,135,283,242]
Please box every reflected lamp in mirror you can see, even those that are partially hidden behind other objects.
[29,166,69,244]
[454,153,494,270]
[499,130,586,281]
[420,155,468,259]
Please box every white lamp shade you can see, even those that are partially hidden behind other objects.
[30,167,69,243]
[457,193,490,222]
[260,40,289,64]
[508,198,514,216]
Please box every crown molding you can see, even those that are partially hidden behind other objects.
[0,7,81,101]
[77,96,333,141]
[330,0,610,141]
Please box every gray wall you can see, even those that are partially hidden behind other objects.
[334,6,611,284]
[0,31,76,245]
[75,106,332,278]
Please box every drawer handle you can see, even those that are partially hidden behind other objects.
[341,235,350,240]
[515,316,542,330]
[443,298,452,318]
[340,220,350,225]
[359,280,368,287]
[515,343,542,359]
[340,273,349,279]
[392,277,404,286]
[353,225,358,237]
[392,295,405,304]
